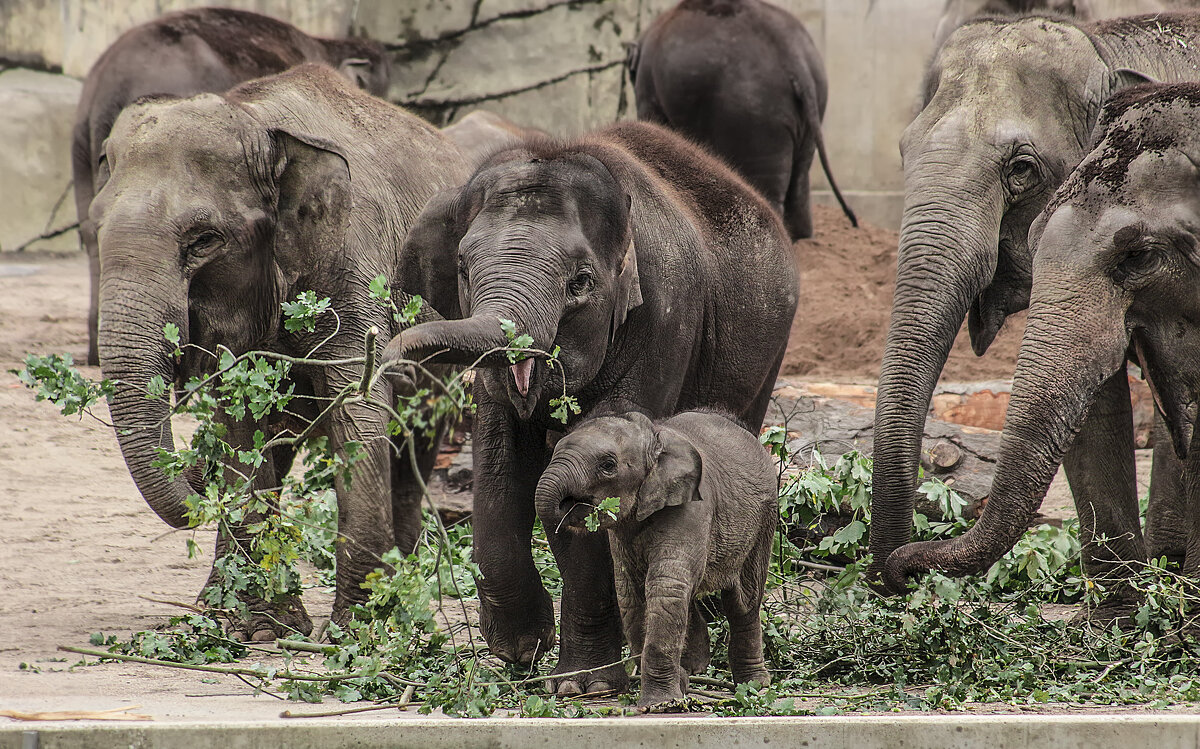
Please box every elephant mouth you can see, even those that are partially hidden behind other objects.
[506,357,543,419]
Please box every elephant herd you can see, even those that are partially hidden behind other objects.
[64,0,1200,709]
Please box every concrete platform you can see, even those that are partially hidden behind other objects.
[5,714,1200,749]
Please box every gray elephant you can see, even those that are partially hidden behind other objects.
[627,0,856,240]
[74,7,391,365]
[886,82,1200,592]
[383,121,797,696]
[535,410,776,709]
[869,12,1200,621]
[91,64,467,639]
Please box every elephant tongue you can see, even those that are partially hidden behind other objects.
[511,358,534,397]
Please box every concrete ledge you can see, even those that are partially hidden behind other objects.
[5,714,1200,749]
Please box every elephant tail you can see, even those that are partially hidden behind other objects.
[794,78,857,229]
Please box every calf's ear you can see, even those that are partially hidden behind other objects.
[636,427,703,521]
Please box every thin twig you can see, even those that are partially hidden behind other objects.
[58,645,372,682]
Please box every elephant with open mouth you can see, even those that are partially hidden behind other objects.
[886,83,1200,596]
[384,121,797,696]
[869,12,1200,620]
[91,64,468,639]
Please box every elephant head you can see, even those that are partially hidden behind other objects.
[91,93,351,528]
[870,16,1154,588]
[885,83,1200,586]
[534,412,704,531]
[383,145,642,420]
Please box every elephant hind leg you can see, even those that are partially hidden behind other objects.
[1147,415,1188,569]
[680,598,712,675]
[783,129,818,241]
[390,424,446,556]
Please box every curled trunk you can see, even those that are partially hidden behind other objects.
[99,277,193,528]
[869,170,1004,590]
[884,283,1127,588]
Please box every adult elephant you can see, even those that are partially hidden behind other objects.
[627,0,856,240]
[869,12,1200,619]
[92,64,467,639]
[384,122,797,695]
[886,83,1200,590]
[75,7,391,366]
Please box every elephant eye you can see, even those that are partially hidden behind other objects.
[599,455,618,475]
[567,270,594,297]
[458,255,469,282]
[1115,246,1163,283]
[184,230,225,257]
[1005,156,1042,197]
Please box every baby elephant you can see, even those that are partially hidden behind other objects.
[535,410,777,708]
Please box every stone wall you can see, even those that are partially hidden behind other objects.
[0,0,1178,251]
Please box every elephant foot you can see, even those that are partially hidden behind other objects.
[732,665,772,689]
[479,587,556,666]
[546,655,630,697]
[1071,595,1139,630]
[223,593,312,642]
[636,670,688,711]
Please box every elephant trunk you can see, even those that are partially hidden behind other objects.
[99,274,194,529]
[884,277,1128,588]
[534,458,591,530]
[869,165,1004,590]
[392,299,558,387]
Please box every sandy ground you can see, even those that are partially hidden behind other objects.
[0,250,1154,722]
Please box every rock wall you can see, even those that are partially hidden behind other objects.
[0,0,1177,251]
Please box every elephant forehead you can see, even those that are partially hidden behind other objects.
[112,96,252,170]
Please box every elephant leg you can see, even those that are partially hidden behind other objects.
[783,131,818,240]
[1062,370,1146,624]
[205,414,311,641]
[636,568,692,708]
[613,555,646,674]
[1146,415,1188,568]
[472,390,556,666]
[327,403,395,624]
[722,537,771,686]
[390,423,445,556]
[680,599,711,676]
[545,522,628,696]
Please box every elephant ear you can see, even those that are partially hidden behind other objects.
[337,58,373,90]
[270,129,351,286]
[397,186,470,322]
[610,204,644,343]
[636,426,704,522]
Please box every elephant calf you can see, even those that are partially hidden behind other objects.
[535,410,777,708]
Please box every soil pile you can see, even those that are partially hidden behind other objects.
[783,205,1027,382]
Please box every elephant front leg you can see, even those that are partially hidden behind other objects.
[327,402,396,625]
[1062,370,1146,625]
[636,570,693,709]
[472,391,556,666]
[390,422,446,556]
[545,520,628,696]
[205,414,311,641]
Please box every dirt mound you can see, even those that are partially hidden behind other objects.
[783,205,1026,383]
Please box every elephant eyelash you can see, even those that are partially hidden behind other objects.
[567,271,594,296]
[183,230,225,256]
